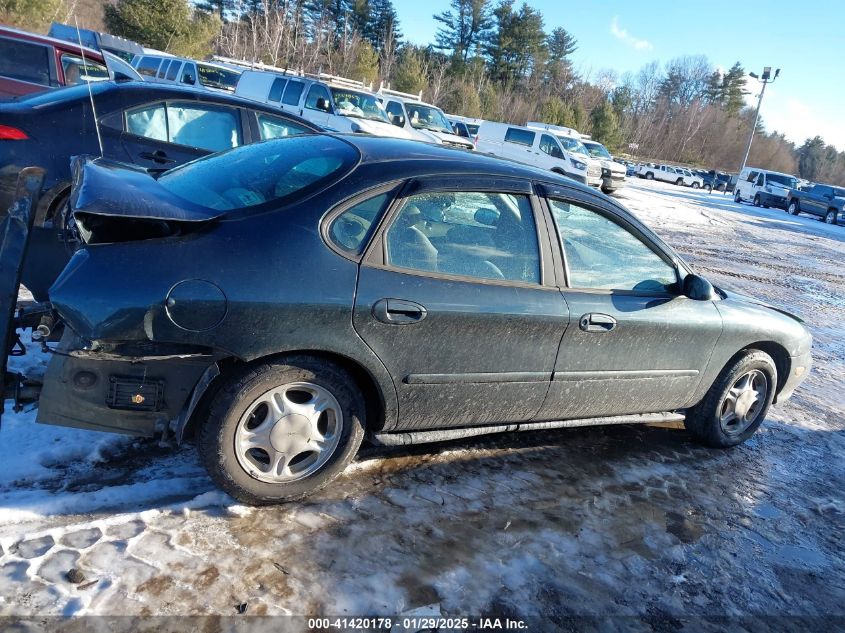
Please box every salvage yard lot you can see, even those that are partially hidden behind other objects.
[1,178,843,619]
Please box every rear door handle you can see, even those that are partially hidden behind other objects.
[373,298,427,324]
[139,150,175,164]
[579,313,617,333]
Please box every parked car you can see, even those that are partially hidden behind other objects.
[734,168,798,209]
[131,54,241,93]
[378,88,475,150]
[445,114,483,141]
[1,134,812,505]
[674,167,704,188]
[234,68,415,140]
[0,25,109,99]
[581,139,627,194]
[476,121,602,187]
[695,169,732,193]
[786,183,845,224]
[0,80,321,300]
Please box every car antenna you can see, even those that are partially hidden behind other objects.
[74,16,104,157]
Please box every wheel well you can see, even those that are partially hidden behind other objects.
[181,350,386,441]
[828,207,838,213]
[551,167,566,175]
[732,342,791,396]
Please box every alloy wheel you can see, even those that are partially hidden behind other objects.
[234,382,343,483]
[719,369,768,436]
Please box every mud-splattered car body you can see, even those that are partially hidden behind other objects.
[1,134,812,502]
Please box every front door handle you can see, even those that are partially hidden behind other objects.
[373,298,427,324]
[579,313,617,333]
[139,150,175,164]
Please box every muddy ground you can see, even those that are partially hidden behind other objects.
[0,179,843,627]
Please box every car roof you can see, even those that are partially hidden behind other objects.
[0,25,104,60]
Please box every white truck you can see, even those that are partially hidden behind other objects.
[378,86,476,150]
[638,163,703,188]
[581,139,627,194]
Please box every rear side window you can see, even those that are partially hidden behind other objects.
[282,80,304,106]
[268,77,286,102]
[0,38,51,86]
[255,112,311,139]
[136,56,161,77]
[505,128,535,147]
[157,136,359,211]
[126,104,167,141]
[328,192,392,254]
[125,102,241,151]
[165,60,181,81]
[157,59,171,78]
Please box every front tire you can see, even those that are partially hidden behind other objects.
[675,178,684,186]
[646,172,654,180]
[198,356,366,505]
[685,350,776,448]
[692,182,700,189]
[734,191,742,203]
[753,194,762,207]
[825,210,837,224]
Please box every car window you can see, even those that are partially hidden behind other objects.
[126,103,167,141]
[747,171,759,183]
[180,63,196,85]
[328,192,392,254]
[136,56,161,77]
[282,80,304,106]
[466,124,480,136]
[157,135,359,212]
[255,112,310,140]
[504,128,535,147]
[385,191,540,284]
[125,102,241,151]
[268,77,286,102]
[197,64,240,92]
[167,103,240,151]
[60,54,108,85]
[549,199,677,292]
[756,173,764,187]
[385,101,404,118]
[157,59,171,79]
[539,134,563,159]
[165,60,181,81]
[305,84,331,111]
[0,38,52,86]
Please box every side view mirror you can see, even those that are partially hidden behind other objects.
[391,114,405,127]
[683,273,716,301]
[316,98,331,112]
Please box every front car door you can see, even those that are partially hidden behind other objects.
[353,176,569,431]
[535,184,724,420]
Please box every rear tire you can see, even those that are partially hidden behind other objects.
[198,356,366,505]
[685,350,776,448]
[704,184,712,193]
[788,200,800,215]
[692,182,701,189]
[825,210,837,224]
[675,178,684,186]
[646,172,654,180]
[734,191,742,203]
[753,194,761,207]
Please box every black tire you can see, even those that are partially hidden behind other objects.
[704,184,712,193]
[685,350,777,448]
[788,200,800,215]
[734,190,742,203]
[675,178,684,186]
[601,186,615,195]
[646,172,654,180]
[824,210,837,225]
[753,194,761,207]
[198,355,366,505]
[692,182,700,189]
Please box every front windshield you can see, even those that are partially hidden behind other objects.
[197,64,240,92]
[157,136,359,211]
[767,174,798,189]
[584,142,612,160]
[557,136,589,156]
[330,89,390,123]
[406,103,453,134]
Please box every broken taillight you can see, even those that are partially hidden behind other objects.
[0,125,28,140]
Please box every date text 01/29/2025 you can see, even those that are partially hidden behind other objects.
[306,617,529,630]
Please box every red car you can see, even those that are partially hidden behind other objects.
[0,25,108,99]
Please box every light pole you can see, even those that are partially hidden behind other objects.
[739,67,780,173]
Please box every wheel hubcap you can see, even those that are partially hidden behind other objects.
[719,369,767,436]
[234,382,342,483]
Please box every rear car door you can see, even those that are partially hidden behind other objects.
[536,185,723,420]
[808,185,829,217]
[116,100,244,170]
[353,176,568,431]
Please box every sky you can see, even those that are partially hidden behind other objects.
[395,0,845,151]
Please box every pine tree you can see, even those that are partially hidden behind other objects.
[104,0,221,56]
[486,0,547,82]
[589,100,622,151]
[391,46,427,95]
[547,27,576,63]
[722,62,747,116]
[433,0,493,62]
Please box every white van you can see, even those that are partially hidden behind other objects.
[131,54,241,93]
[734,167,799,209]
[378,87,475,150]
[445,114,484,141]
[581,139,627,193]
[475,121,602,186]
[233,67,416,139]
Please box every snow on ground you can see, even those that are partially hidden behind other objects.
[1,178,844,621]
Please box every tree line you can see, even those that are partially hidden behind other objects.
[5,0,844,184]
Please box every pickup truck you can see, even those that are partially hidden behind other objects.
[786,183,845,225]
[638,163,703,188]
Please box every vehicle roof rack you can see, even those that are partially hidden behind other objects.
[377,83,423,101]
[305,71,373,92]
[210,55,303,76]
